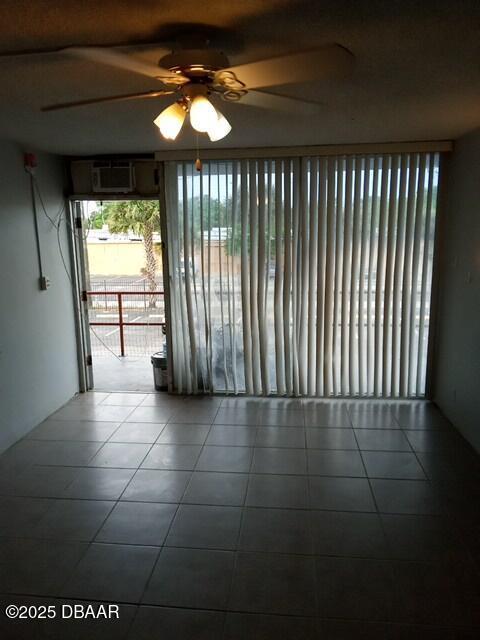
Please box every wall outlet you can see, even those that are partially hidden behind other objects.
[39,276,51,290]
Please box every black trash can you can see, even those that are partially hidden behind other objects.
[151,352,168,391]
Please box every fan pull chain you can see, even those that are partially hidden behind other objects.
[195,134,202,172]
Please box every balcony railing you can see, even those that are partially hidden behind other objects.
[87,290,165,357]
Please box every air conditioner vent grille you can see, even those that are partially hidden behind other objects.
[92,162,135,193]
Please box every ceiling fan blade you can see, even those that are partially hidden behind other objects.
[64,47,188,85]
[221,44,354,90]
[41,89,176,112]
[239,90,323,115]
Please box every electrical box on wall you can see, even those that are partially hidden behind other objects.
[39,276,51,290]
[70,159,159,196]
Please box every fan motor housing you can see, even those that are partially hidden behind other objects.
[159,49,230,78]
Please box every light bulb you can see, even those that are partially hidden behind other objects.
[153,102,186,140]
[207,111,232,141]
[189,95,218,133]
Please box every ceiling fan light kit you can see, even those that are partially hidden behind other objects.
[188,94,219,133]
[41,42,354,144]
[207,111,232,142]
[153,83,232,141]
[153,101,186,140]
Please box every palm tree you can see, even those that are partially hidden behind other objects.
[103,201,160,305]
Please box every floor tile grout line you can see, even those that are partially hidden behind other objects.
[85,499,118,545]
[49,434,158,600]
[408,430,480,554]
[112,420,169,444]
[0,589,384,623]
[3,586,479,634]
[188,420,216,474]
[85,440,155,470]
[122,602,140,639]
[120,403,146,425]
[2,462,440,481]
[1,587,478,633]
[351,427,382,517]
[352,426,402,570]
[1,526,475,565]
[350,408,408,620]
[136,448,203,607]
[304,416,320,617]
[154,422,211,447]
[0,492,412,513]
[47,404,139,425]
[222,424,256,628]
[0,501,466,519]
[104,421,127,443]
[19,435,437,456]
[53,537,93,599]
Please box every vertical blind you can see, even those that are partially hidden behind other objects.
[164,152,440,397]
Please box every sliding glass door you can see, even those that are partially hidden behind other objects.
[164,152,440,397]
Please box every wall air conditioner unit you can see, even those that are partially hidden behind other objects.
[91,161,135,193]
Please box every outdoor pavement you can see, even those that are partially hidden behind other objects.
[93,357,157,393]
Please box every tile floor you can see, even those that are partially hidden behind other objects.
[0,392,479,639]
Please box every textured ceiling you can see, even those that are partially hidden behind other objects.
[0,0,478,155]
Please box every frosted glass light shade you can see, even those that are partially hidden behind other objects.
[207,112,232,141]
[189,95,218,133]
[154,102,186,140]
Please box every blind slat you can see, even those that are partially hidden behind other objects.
[307,158,319,395]
[392,155,409,397]
[315,158,328,396]
[350,157,363,394]
[323,157,337,396]
[274,160,286,394]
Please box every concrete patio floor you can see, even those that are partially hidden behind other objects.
[92,356,158,393]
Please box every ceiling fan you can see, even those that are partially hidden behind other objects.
[42,43,354,142]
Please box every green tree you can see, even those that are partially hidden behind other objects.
[88,209,107,230]
[103,201,161,303]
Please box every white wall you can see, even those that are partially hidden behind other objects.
[433,128,480,452]
[0,141,79,452]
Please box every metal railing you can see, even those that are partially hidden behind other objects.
[87,290,165,357]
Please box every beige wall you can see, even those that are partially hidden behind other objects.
[0,142,78,452]
[87,240,239,277]
[195,241,241,274]
[87,242,161,276]
[433,129,480,452]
